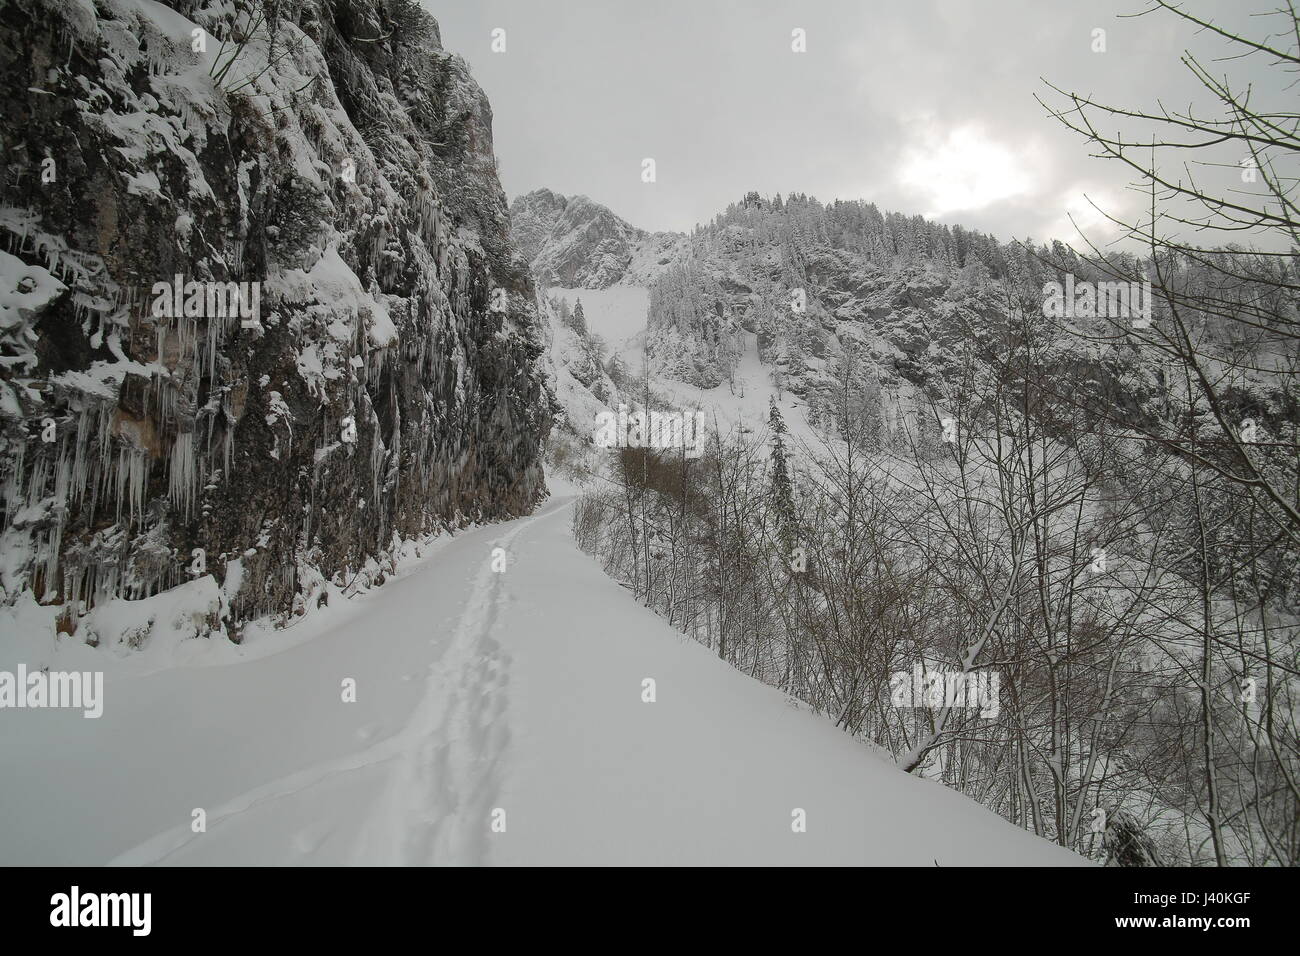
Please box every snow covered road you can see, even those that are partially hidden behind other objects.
[0,496,1084,866]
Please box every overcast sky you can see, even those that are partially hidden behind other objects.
[431,1,1280,246]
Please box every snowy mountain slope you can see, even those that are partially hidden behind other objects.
[519,190,942,445]
[0,491,1085,866]
[542,289,822,455]
[511,189,689,289]
[517,188,1150,443]
[546,286,649,368]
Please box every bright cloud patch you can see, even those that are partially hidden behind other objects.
[1043,185,1128,245]
[898,124,1036,217]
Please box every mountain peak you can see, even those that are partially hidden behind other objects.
[510,190,687,289]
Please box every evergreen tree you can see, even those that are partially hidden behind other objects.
[554,295,573,329]
[767,398,798,549]
[605,353,625,385]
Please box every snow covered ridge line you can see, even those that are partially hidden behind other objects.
[1042,275,1153,329]
[149,275,260,327]
[592,405,707,458]
[0,665,102,718]
[889,665,1000,719]
[49,886,150,937]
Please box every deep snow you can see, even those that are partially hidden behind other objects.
[0,488,1084,866]
[546,285,649,368]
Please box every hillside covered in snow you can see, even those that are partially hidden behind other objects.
[521,187,1299,867]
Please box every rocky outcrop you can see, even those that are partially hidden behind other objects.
[0,0,550,637]
[510,188,686,289]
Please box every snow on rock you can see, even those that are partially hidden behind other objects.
[0,249,66,336]
[0,249,66,415]
[265,243,397,349]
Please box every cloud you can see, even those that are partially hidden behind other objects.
[433,0,1281,249]
[1042,185,1130,248]
[897,122,1040,218]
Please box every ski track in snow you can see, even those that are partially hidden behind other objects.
[106,506,554,868]
[395,510,538,865]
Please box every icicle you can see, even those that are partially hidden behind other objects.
[370,414,385,512]
[168,431,197,520]
[113,445,148,526]
[2,441,25,521]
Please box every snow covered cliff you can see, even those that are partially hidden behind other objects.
[0,0,551,643]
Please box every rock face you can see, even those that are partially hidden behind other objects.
[0,0,550,635]
[510,188,687,289]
